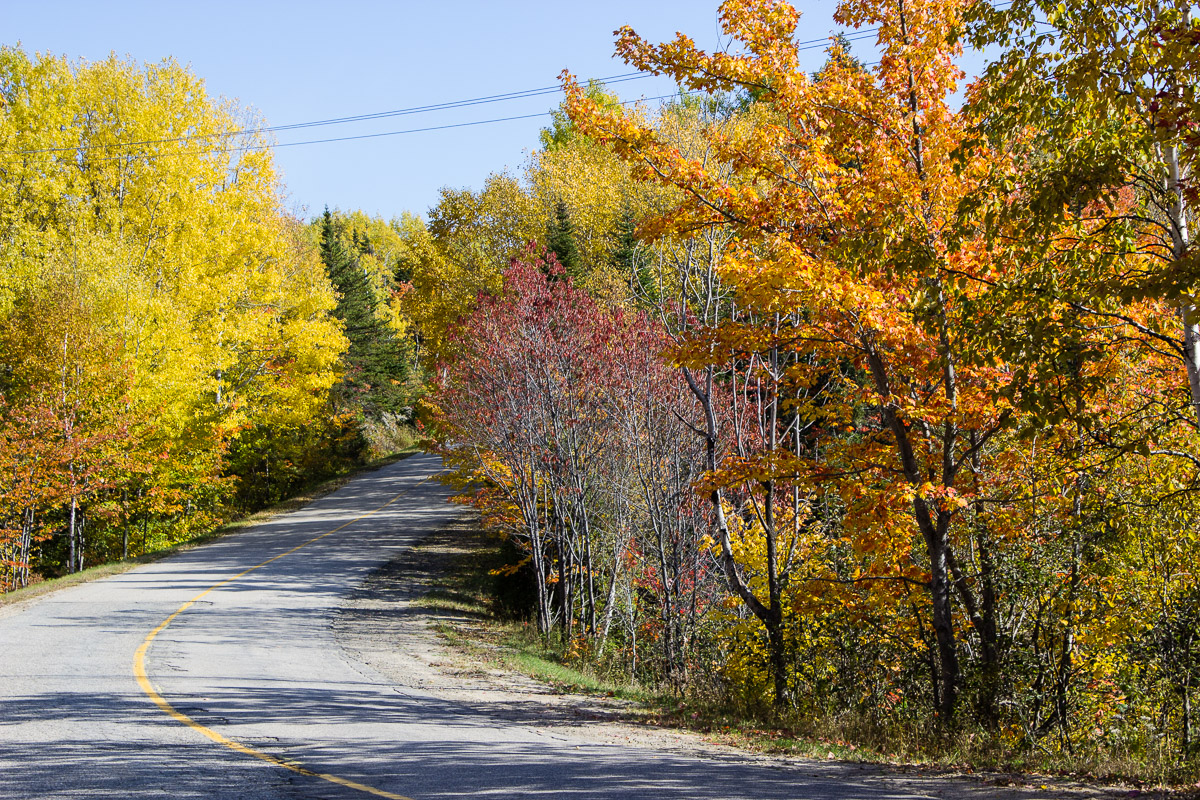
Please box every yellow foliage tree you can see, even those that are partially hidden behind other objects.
[0,47,345,574]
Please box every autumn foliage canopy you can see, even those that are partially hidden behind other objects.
[431,0,1200,766]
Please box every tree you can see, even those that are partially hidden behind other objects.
[546,199,583,279]
[565,0,1032,719]
[431,248,714,671]
[967,0,1199,425]
[318,208,412,419]
[0,46,345,581]
[613,206,659,306]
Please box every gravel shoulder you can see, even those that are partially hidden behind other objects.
[333,513,666,752]
[332,514,1166,800]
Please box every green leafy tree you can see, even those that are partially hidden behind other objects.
[967,0,1199,424]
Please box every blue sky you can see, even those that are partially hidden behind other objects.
[4,1,955,221]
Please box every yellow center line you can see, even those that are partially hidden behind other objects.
[134,470,444,800]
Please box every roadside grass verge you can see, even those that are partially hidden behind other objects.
[0,448,420,609]
[412,514,654,705]
[419,513,1200,798]
[431,617,655,704]
[641,699,1199,792]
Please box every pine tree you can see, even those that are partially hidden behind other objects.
[319,209,410,416]
[613,207,657,306]
[546,199,583,279]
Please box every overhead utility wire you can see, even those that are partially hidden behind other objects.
[3,6,1013,159]
[2,29,893,157]
[264,73,649,133]
[0,71,651,156]
[81,92,698,165]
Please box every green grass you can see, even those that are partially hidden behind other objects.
[1,447,420,609]
[432,617,646,700]
[508,651,610,691]
[492,628,650,700]
[411,589,490,616]
[642,691,1200,791]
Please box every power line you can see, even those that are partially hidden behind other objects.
[265,73,650,133]
[795,28,880,48]
[797,30,879,50]
[2,6,1017,161]
[0,71,655,156]
[82,92,698,165]
[0,32,899,158]
[792,0,1012,51]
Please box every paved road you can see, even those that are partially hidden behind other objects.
[0,454,1036,800]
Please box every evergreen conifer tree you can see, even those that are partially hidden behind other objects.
[613,207,658,306]
[546,199,583,279]
[319,208,410,417]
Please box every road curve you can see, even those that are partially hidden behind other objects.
[0,454,1038,800]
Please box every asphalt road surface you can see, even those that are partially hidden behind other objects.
[0,454,1054,800]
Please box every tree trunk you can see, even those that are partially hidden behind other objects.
[19,509,33,589]
[867,341,962,721]
[929,510,960,721]
[122,490,130,561]
[1183,679,1192,754]
[682,363,790,708]
[654,520,679,682]
[581,500,597,636]
[1165,144,1199,427]
[68,496,78,575]
[598,565,620,651]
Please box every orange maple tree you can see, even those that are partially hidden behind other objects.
[564,0,1033,718]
